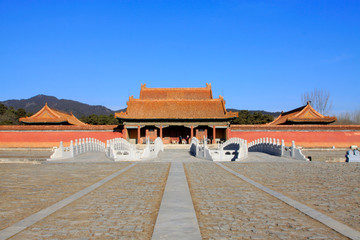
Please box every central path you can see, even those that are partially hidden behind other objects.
[152,150,202,239]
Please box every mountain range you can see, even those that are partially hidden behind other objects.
[1,95,125,117]
[1,95,280,118]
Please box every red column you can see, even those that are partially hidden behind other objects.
[190,126,193,139]
[226,127,230,140]
[123,126,128,139]
[213,125,216,144]
[137,126,141,144]
[160,126,163,139]
[205,129,208,139]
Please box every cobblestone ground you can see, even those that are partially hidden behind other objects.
[0,162,130,230]
[11,163,170,240]
[224,162,360,232]
[185,162,345,239]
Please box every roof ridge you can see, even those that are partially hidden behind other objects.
[20,104,87,126]
[141,83,211,90]
[131,99,222,101]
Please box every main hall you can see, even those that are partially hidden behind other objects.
[115,83,238,144]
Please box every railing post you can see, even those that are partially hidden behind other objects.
[70,140,74,157]
[59,141,64,158]
[291,140,295,158]
[74,139,78,156]
[86,138,89,152]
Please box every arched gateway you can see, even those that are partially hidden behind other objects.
[115,83,238,144]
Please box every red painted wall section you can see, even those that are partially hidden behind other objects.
[1,124,360,148]
[0,131,122,148]
[229,130,360,148]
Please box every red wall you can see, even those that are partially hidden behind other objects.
[230,125,360,148]
[1,125,360,148]
[0,131,123,148]
[0,125,122,148]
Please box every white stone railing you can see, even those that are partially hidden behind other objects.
[49,138,106,160]
[346,148,360,162]
[106,138,142,161]
[190,137,247,161]
[190,137,212,160]
[190,137,200,157]
[248,137,307,161]
[50,137,164,161]
[141,137,164,159]
[211,138,248,161]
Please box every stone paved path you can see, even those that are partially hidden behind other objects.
[0,162,130,230]
[0,150,359,239]
[10,163,169,239]
[185,162,346,239]
[224,160,360,231]
[218,162,360,240]
[151,149,208,162]
[152,162,201,239]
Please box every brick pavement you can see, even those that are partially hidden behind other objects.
[224,161,360,232]
[10,163,169,239]
[1,150,359,239]
[0,163,130,230]
[185,162,345,239]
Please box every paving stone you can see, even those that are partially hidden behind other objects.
[224,161,360,231]
[11,163,169,240]
[185,162,346,239]
[0,162,130,230]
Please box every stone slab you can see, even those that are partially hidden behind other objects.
[152,162,201,239]
[217,162,360,240]
[0,163,137,240]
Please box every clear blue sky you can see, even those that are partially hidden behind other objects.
[1,0,359,114]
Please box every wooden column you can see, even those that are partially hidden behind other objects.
[190,126,194,139]
[213,125,216,144]
[137,126,141,144]
[160,126,163,139]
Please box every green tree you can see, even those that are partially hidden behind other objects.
[15,108,27,118]
[0,110,19,125]
[0,105,31,125]
[231,110,274,125]
[80,114,119,125]
[0,103,7,115]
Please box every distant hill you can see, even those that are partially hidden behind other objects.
[227,108,281,118]
[1,95,280,118]
[1,95,125,117]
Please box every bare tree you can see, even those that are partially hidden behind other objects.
[301,88,333,115]
[334,110,360,125]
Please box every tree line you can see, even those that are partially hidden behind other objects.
[231,110,274,125]
[79,114,119,125]
[80,111,275,125]
[0,103,31,125]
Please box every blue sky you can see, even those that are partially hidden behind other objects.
[1,0,359,114]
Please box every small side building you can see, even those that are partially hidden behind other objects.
[267,102,337,125]
[115,84,238,144]
[19,103,87,126]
